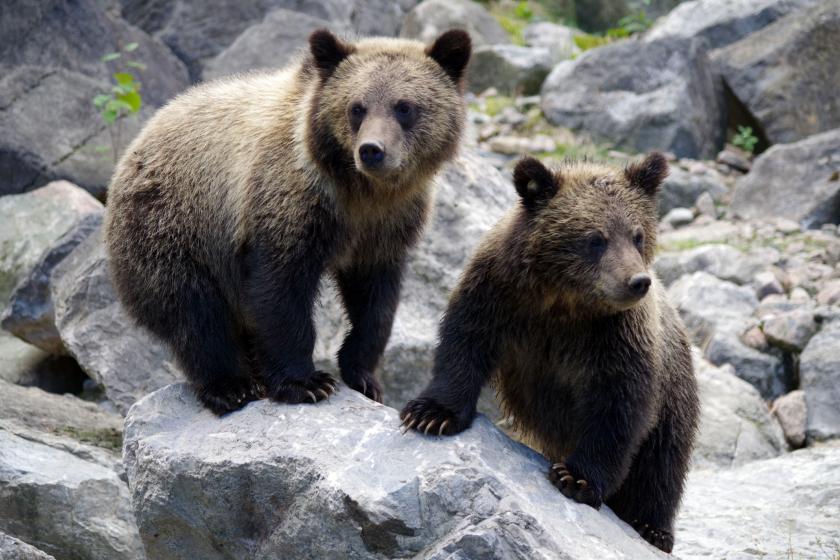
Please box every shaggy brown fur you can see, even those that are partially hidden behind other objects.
[401,154,699,553]
[105,29,471,414]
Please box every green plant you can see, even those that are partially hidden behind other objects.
[93,42,146,162]
[513,0,533,20]
[573,32,611,52]
[732,125,759,153]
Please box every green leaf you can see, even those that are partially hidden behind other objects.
[93,94,111,107]
[101,52,121,62]
[126,61,147,70]
[113,72,135,86]
[117,90,142,113]
[102,109,118,124]
[123,42,139,52]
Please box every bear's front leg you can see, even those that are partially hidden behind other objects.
[243,235,338,404]
[335,262,405,403]
[547,366,655,511]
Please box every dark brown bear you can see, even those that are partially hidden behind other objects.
[401,154,699,553]
[105,29,471,414]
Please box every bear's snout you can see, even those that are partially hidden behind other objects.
[627,273,651,297]
[359,142,385,168]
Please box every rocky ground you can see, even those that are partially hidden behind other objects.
[2,0,839,559]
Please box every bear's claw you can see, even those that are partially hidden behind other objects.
[268,371,338,404]
[549,462,603,509]
[399,398,461,436]
[634,522,674,553]
[197,377,262,416]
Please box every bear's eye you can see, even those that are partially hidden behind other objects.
[633,231,644,249]
[394,101,418,128]
[350,104,366,117]
[587,232,608,259]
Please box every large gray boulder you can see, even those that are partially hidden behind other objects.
[0,379,123,451]
[0,182,103,304]
[675,443,840,559]
[400,0,510,47]
[692,355,786,469]
[2,213,103,355]
[0,0,189,196]
[730,128,840,227]
[0,532,55,560]
[645,0,821,49]
[203,10,347,81]
[540,37,724,159]
[653,244,764,287]
[522,21,580,64]
[124,383,667,559]
[314,150,515,416]
[469,45,553,95]
[667,272,787,398]
[0,430,143,560]
[713,3,840,145]
[50,228,181,414]
[800,320,840,441]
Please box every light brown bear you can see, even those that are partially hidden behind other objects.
[402,154,699,553]
[105,29,471,414]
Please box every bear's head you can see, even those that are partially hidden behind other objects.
[306,29,471,189]
[512,153,668,315]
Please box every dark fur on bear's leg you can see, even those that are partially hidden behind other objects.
[606,402,694,554]
[335,262,405,403]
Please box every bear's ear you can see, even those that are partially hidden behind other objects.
[625,152,668,197]
[309,29,355,78]
[426,29,472,86]
[513,156,559,209]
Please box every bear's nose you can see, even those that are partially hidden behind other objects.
[359,142,385,167]
[628,273,652,297]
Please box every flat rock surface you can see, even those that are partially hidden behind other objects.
[124,383,666,559]
[675,443,840,559]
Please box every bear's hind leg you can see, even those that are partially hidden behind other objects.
[606,411,693,553]
[153,278,259,415]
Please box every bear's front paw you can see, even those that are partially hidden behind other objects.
[549,462,603,509]
[197,377,262,416]
[399,397,470,436]
[634,523,674,553]
[341,370,383,403]
[268,371,338,404]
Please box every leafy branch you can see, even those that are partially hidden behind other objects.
[93,42,146,162]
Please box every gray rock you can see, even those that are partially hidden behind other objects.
[694,191,717,218]
[314,150,515,418]
[752,270,784,300]
[0,182,103,304]
[662,207,694,228]
[51,228,182,414]
[668,272,788,397]
[540,37,725,159]
[655,245,763,287]
[203,10,346,81]
[761,309,818,352]
[469,45,552,95]
[0,430,143,560]
[800,320,840,441]
[0,532,56,560]
[816,279,840,306]
[771,389,807,448]
[714,4,840,145]
[645,0,821,49]
[522,22,580,63]
[704,331,787,399]
[486,134,556,155]
[0,0,189,195]
[657,220,742,250]
[0,379,123,451]
[731,128,840,227]
[693,354,786,469]
[659,166,728,218]
[400,0,510,47]
[675,443,840,559]
[349,0,419,37]
[2,213,103,355]
[124,383,666,560]
[715,146,752,172]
